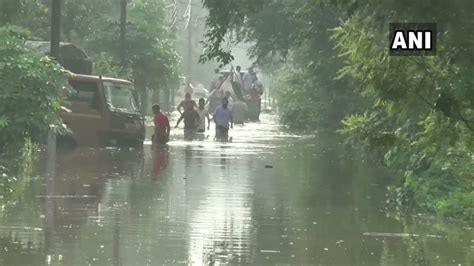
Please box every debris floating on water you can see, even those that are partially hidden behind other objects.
[426,234,447,239]
[265,164,273,168]
[260,250,280,253]
[363,232,419,237]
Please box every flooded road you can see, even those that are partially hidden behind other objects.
[0,114,472,265]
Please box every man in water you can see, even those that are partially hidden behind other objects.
[177,92,197,115]
[152,104,170,145]
[213,97,233,141]
[196,98,211,133]
[208,76,225,114]
[248,79,263,121]
[175,106,201,141]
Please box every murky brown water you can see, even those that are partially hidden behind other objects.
[0,114,472,265]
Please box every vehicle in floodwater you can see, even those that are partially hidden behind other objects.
[26,41,145,147]
[59,73,145,147]
[219,69,262,121]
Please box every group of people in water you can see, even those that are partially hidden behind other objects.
[151,94,234,144]
[151,65,262,145]
[208,66,262,120]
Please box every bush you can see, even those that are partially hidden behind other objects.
[276,67,364,131]
[0,26,67,151]
[277,68,319,130]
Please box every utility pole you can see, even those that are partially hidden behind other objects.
[167,0,178,112]
[46,0,61,256]
[50,0,61,59]
[186,0,193,78]
[49,0,61,176]
[120,0,127,69]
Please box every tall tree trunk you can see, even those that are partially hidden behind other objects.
[45,0,61,256]
[120,0,127,70]
[186,0,193,78]
[50,0,61,59]
[139,88,148,115]
[164,87,171,112]
[152,89,160,109]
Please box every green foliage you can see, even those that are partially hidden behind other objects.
[0,138,35,206]
[83,0,181,113]
[0,26,67,150]
[92,52,124,77]
[277,68,318,130]
[201,0,473,220]
[202,1,364,130]
[200,0,265,64]
[332,2,473,219]
[65,0,181,101]
[0,0,24,25]
[277,66,360,131]
[1,0,182,115]
[62,0,117,42]
[0,0,50,38]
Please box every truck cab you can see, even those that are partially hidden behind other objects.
[60,73,145,147]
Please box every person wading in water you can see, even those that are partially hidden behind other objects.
[196,98,211,133]
[177,92,197,115]
[152,104,170,146]
[213,97,233,142]
[175,107,201,141]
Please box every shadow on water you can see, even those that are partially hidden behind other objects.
[0,114,472,265]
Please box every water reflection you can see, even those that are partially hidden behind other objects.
[0,114,472,265]
[0,147,145,265]
[185,146,253,265]
[151,145,169,181]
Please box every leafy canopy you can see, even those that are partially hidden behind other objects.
[0,26,67,150]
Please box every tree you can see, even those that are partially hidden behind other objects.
[2,0,182,114]
[0,0,23,25]
[200,0,473,219]
[83,0,181,113]
[332,0,473,218]
[0,26,67,151]
[201,0,364,129]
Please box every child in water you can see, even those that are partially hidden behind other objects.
[196,98,211,133]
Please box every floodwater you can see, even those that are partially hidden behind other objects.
[0,114,472,265]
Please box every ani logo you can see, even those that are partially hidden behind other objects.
[389,23,437,56]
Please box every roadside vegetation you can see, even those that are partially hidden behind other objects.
[1,0,182,115]
[0,26,66,173]
[0,0,472,220]
[0,0,181,176]
[200,0,473,220]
